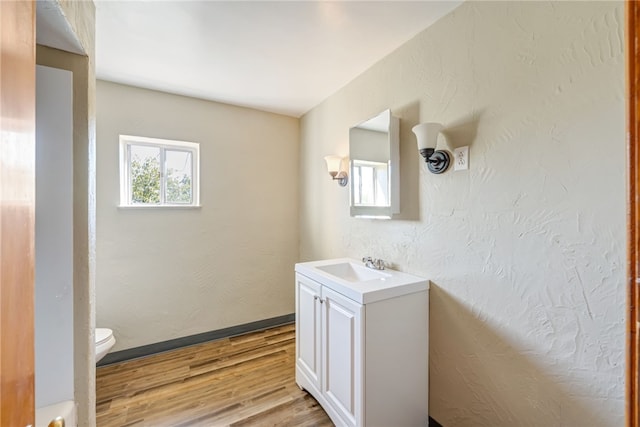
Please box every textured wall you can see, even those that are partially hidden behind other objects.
[299,1,625,425]
[96,81,299,351]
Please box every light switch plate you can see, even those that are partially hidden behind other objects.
[454,146,469,171]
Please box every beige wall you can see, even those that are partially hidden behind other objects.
[300,1,625,425]
[96,81,299,351]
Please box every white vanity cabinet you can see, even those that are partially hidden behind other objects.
[295,259,429,427]
[296,274,364,425]
[296,274,323,390]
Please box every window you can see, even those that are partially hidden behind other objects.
[119,135,200,207]
[352,160,389,207]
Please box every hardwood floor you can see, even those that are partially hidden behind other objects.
[96,323,332,427]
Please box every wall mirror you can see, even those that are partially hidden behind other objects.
[349,109,399,218]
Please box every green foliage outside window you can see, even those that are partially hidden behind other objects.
[131,156,160,203]
[166,171,192,203]
[131,156,192,204]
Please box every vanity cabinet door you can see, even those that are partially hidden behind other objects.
[295,274,322,390]
[322,286,363,427]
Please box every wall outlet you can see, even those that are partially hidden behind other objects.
[454,146,469,171]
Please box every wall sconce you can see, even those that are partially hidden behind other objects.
[324,155,348,187]
[412,122,451,174]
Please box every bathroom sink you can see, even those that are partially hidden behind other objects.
[316,262,391,282]
[296,258,428,304]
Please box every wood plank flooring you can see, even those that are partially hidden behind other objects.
[96,323,333,427]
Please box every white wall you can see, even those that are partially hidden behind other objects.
[35,65,74,407]
[96,81,299,350]
[300,1,625,426]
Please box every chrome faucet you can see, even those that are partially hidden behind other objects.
[362,257,385,270]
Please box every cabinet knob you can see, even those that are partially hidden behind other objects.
[314,295,319,301]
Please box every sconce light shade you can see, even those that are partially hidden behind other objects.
[412,123,443,150]
[324,155,348,186]
[412,122,450,174]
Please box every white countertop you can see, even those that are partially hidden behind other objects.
[295,258,429,304]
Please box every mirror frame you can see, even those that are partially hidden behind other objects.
[349,109,400,219]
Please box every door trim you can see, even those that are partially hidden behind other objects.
[628,1,639,426]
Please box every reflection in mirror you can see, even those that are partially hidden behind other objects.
[349,109,399,218]
[352,160,388,206]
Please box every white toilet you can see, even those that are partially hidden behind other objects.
[95,328,116,363]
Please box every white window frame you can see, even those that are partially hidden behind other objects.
[119,135,200,207]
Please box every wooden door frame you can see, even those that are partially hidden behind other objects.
[629,1,640,426]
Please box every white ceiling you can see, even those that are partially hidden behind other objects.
[95,1,462,118]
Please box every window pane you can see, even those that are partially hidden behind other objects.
[130,145,160,204]
[360,166,375,205]
[353,160,389,207]
[165,150,192,204]
[375,168,389,205]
